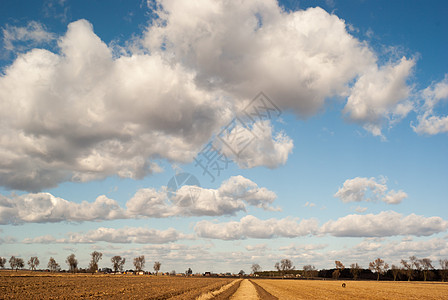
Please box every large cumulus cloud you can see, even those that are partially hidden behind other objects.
[0,20,231,191]
[0,0,417,191]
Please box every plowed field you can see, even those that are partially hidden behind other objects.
[0,271,233,299]
[2,271,448,299]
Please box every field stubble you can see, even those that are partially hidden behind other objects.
[252,279,448,300]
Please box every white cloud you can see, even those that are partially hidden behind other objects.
[343,57,415,137]
[145,2,376,117]
[216,121,293,169]
[146,1,416,135]
[245,243,268,252]
[23,226,187,244]
[0,193,125,224]
[0,1,420,191]
[0,19,233,191]
[127,175,279,218]
[194,211,447,240]
[304,201,316,208]
[354,206,367,213]
[321,211,448,237]
[217,175,278,210]
[412,74,448,135]
[2,21,55,51]
[194,215,319,240]
[380,237,448,260]
[382,190,408,204]
[334,176,407,204]
[0,175,277,224]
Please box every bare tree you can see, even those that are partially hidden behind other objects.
[391,264,400,281]
[274,262,280,273]
[88,251,102,274]
[28,257,40,271]
[410,256,422,276]
[303,265,317,278]
[170,270,176,275]
[9,256,23,271]
[333,261,344,280]
[350,263,361,280]
[275,259,294,276]
[186,268,193,276]
[9,256,17,270]
[153,261,161,275]
[419,258,433,281]
[133,255,145,272]
[16,258,24,271]
[439,259,448,282]
[251,263,261,274]
[111,256,126,273]
[0,257,6,269]
[401,259,413,281]
[369,258,389,281]
[66,254,78,273]
[48,257,60,272]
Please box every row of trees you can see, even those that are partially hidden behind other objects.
[0,252,163,275]
[3,253,448,281]
[250,256,448,281]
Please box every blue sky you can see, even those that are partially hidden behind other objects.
[0,0,447,274]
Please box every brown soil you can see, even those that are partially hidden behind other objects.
[0,270,233,299]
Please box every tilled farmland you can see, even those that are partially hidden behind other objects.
[2,271,448,299]
[0,271,235,299]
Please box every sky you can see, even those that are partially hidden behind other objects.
[0,0,447,274]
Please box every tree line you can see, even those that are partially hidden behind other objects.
[251,256,448,281]
[2,253,448,281]
[0,252,164,275]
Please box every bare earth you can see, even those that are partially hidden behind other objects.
[0,271,233,299]
[230,279,259,300]
[252,279,448,300]
[2,271,448,299]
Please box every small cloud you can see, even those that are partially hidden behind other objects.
[304,201,316,208]
[347,23,359,33]
[325,0,335,8]
[334,176,407,204]
[43,0,70,23]
[245,243,268,251]
[412,74,448,135]
[355,206,367,213]
[2,21,55,51]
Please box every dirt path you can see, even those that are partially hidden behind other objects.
[229,279,259,300]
